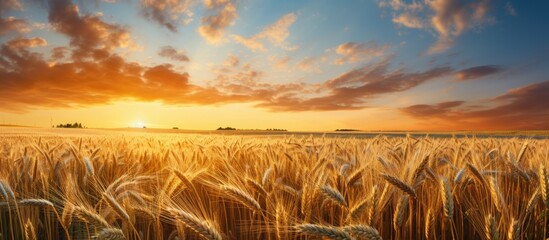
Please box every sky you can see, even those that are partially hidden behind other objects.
[0,0,548,131]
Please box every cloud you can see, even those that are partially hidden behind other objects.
[223,54,239,67]
[5,37,47,49]
[0,38,248,111]
[198,0,237,44]
[47,0,139,59]
[392,13,423,29]
[335,41,390,65]
[50,46,68,61]
[269,55,290,70]
[231,12,297,51]
[400,81,549,130]
[158,45,189,62]
[505,2,516,16]
[0,0,22,12]
[140,0,194,32]
[379,0,494,54]
[297,56,319,72]
[400,101,464,118]
[232,35,265,51]
[455,65,504,81]
[257,58,452,111]
[0,35,454,113]
[0,1,250,111]
[0,16,29,36]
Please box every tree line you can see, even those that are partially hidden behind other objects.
[55,122,85,128]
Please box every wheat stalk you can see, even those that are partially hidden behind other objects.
[296,224,352,240]
[61,202,74,228]
[485,214,499,240]
[393,195,409,230]
[168,208,223,240]
[246,178,267,196]
[19,198,55,208]
[539,166,548,206]
[439,177,454,219]
[95,227,125,240]
[74,206,110,227]
[467,163,487,186]
[342,224,382,240]
[381,174,417,199]
[454,167,466,184]
[348,197,369,222]
[425,209,434,239]
[222,185,261,211]
[262,167,273,186]
[0,179,15,201]
[507,218,519,240]
[321,185,347,208]
[84,156,95,176]
[103,193,130,222]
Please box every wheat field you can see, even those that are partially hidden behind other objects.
[0,131,547,240]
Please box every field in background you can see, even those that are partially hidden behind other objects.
[0,128,548,239]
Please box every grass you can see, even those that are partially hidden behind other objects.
[0,130,547,239]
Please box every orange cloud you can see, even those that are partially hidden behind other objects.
[222,54,239,67]
[0,16,28,36]
[0,37,457,113]
[400,81,549,130]
[455,65,504,81]
[5,37,46,49]
[198,0,237,44]
[232,13,297,51]
[335,41,389,65]
[297,56,321,72]
[0,39,248,111]
[392,13,423,29]
[269,55,290,70]
[257,58,452,111]
[140,0,194,32]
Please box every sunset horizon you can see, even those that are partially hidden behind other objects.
[1,0,548,131]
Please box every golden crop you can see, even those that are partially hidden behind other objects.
[0,133,547,239]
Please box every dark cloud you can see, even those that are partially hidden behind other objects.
[400,81,549,130]
[401,101,464,118]
[47,0,137,59]
[256,59,453,111]
[158,46,189,62]
[455,65,504,81]
[140,0,193,33]
[0,0,22,12]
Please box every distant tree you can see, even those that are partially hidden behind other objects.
[217,127,236,130]
[336,129,359,131]
[56,122,86,128]
[173,127,179,129]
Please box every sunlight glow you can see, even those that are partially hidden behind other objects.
[133,120,146,128]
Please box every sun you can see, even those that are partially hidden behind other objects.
[133,120,146,128]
